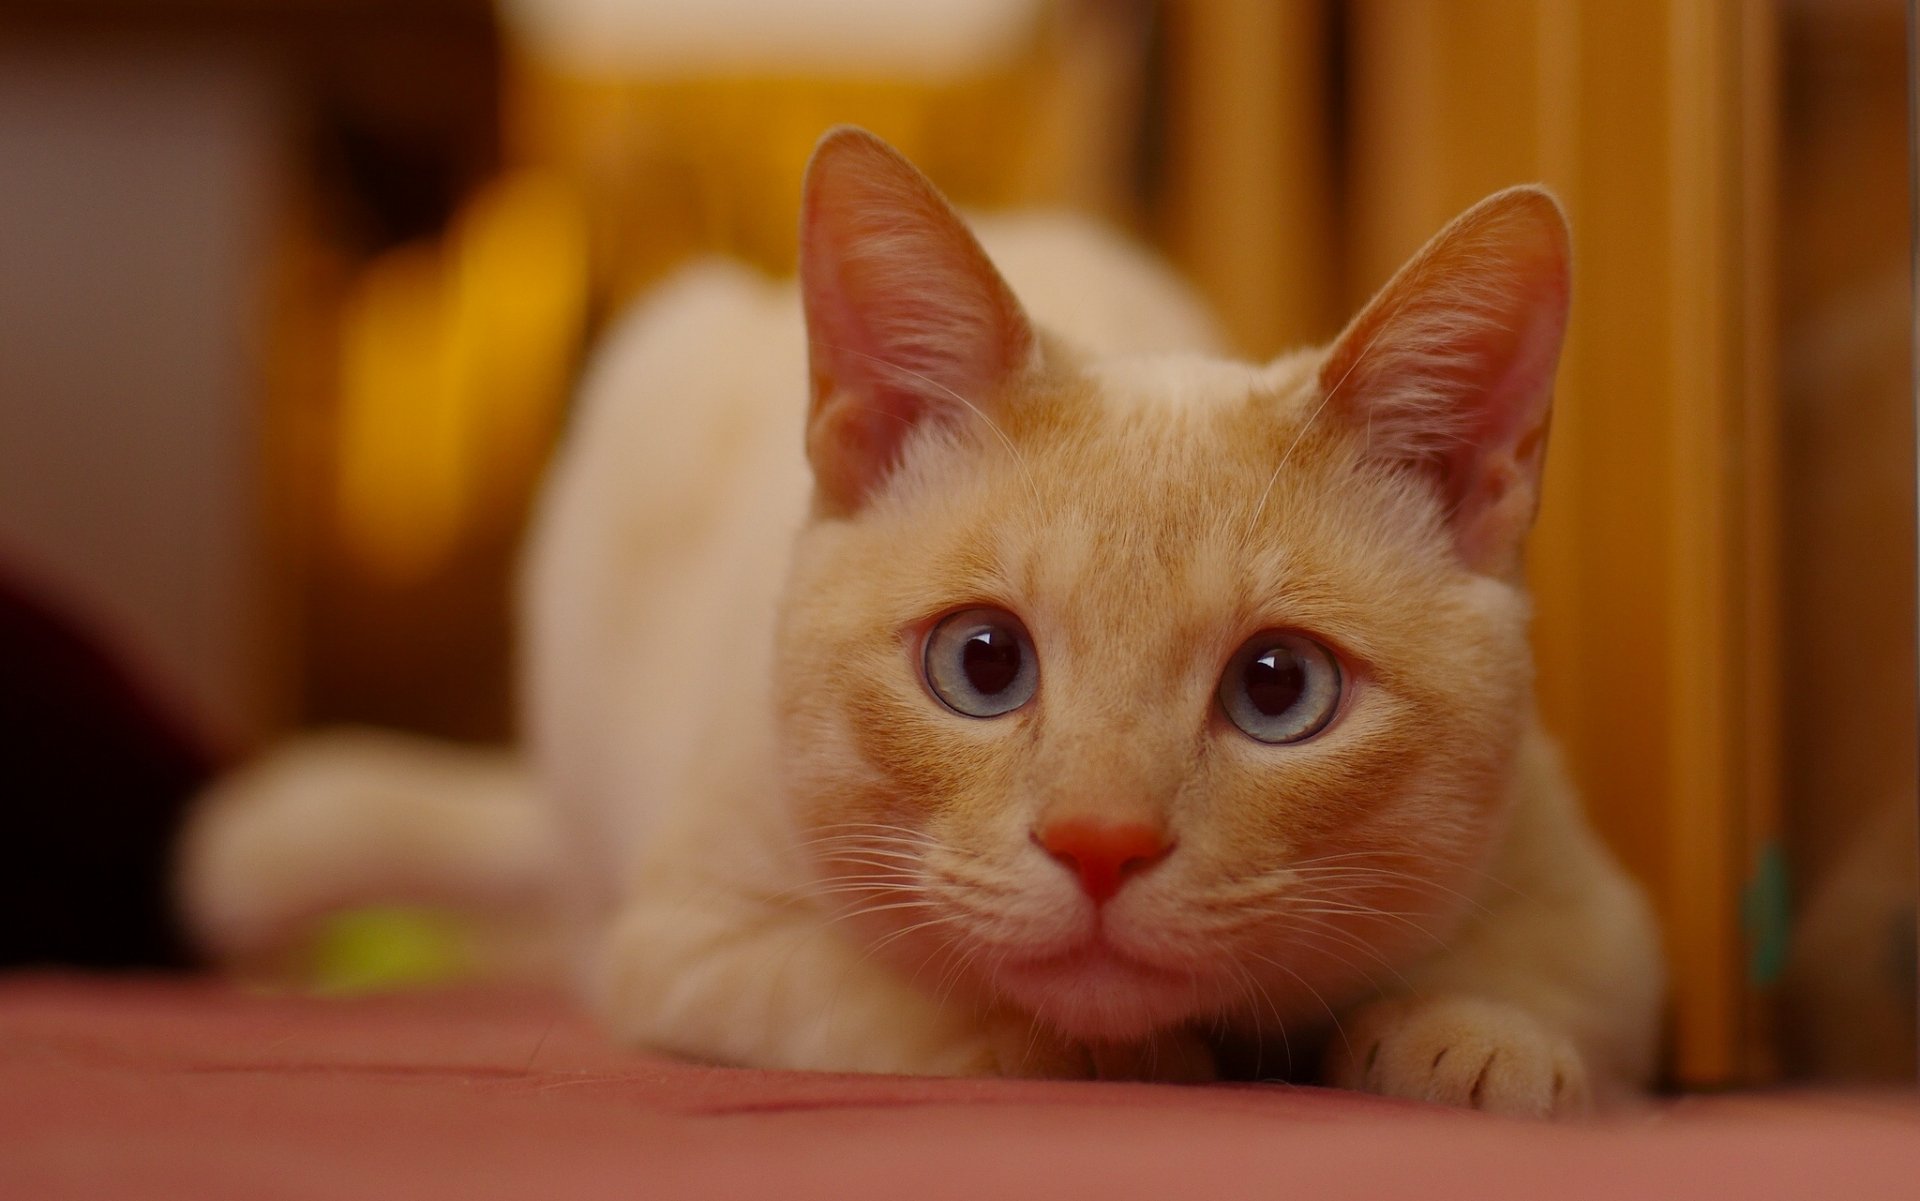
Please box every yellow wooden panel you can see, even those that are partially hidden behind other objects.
[1345,0,1780,1085]
[1160,0,1339,356]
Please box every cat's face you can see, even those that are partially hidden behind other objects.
[775,129,1568,1043]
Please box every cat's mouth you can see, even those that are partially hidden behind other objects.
[991,938,1206,1040]
[1004,941,1174,980]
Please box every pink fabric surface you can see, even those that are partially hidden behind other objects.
[3,975,1916,1200]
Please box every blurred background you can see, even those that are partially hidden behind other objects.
[0,0,1910,1089]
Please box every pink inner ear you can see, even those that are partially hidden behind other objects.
[1437,260,1565,502]
[1439,305,1561,571]
[803,374,938,513]
[797,129,1033,514]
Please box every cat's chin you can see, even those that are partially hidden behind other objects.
[989,945,1210,1043]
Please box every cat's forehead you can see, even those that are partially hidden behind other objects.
[875,343,1440,626]
[968,353,1393,635]
[1018,347,1333,514]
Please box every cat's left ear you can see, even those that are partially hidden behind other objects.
[1320,186,1571,578]
[798,127,1038,515]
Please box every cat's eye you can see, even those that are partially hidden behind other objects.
[922,608,1038,718]
[1218,632,1342,744]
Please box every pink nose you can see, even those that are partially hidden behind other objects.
[1034,818,1172,904]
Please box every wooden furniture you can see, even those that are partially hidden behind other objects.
[1161,0,1786,1086]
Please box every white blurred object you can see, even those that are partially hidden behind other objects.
[500,0,1051,77]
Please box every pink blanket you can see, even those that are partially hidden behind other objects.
[4,976,1915,1199]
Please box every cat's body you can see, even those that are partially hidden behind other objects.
[182,130,1662,1116]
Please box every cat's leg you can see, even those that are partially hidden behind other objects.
[1321,749,1664,1116]
[590,880,1093,1078]
[1320,865,1661,1115]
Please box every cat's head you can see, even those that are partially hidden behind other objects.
[774,128,1569,1044]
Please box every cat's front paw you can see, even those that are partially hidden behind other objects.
[1322,996,1590,1117]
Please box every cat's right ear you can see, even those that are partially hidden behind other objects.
[1319,186,1571,579]
[798,127,1037,515]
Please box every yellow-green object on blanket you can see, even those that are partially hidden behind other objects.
[309,907,479,995]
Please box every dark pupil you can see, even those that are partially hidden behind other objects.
[1244,648,1305,716]
[961,626,1021,695]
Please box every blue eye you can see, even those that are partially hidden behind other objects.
[1219,632,1342,743]
[923,608,1038,718]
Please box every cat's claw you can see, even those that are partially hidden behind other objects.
[1322,996,1591,1118]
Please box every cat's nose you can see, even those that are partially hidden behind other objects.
[1033,818,1173,905]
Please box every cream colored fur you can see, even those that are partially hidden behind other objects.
[178,729,554,969]
[182,130,1660,1117]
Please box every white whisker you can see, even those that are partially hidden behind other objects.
[1246,949,1350,1067]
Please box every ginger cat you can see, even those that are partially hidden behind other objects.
[183,128,1661,1115]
